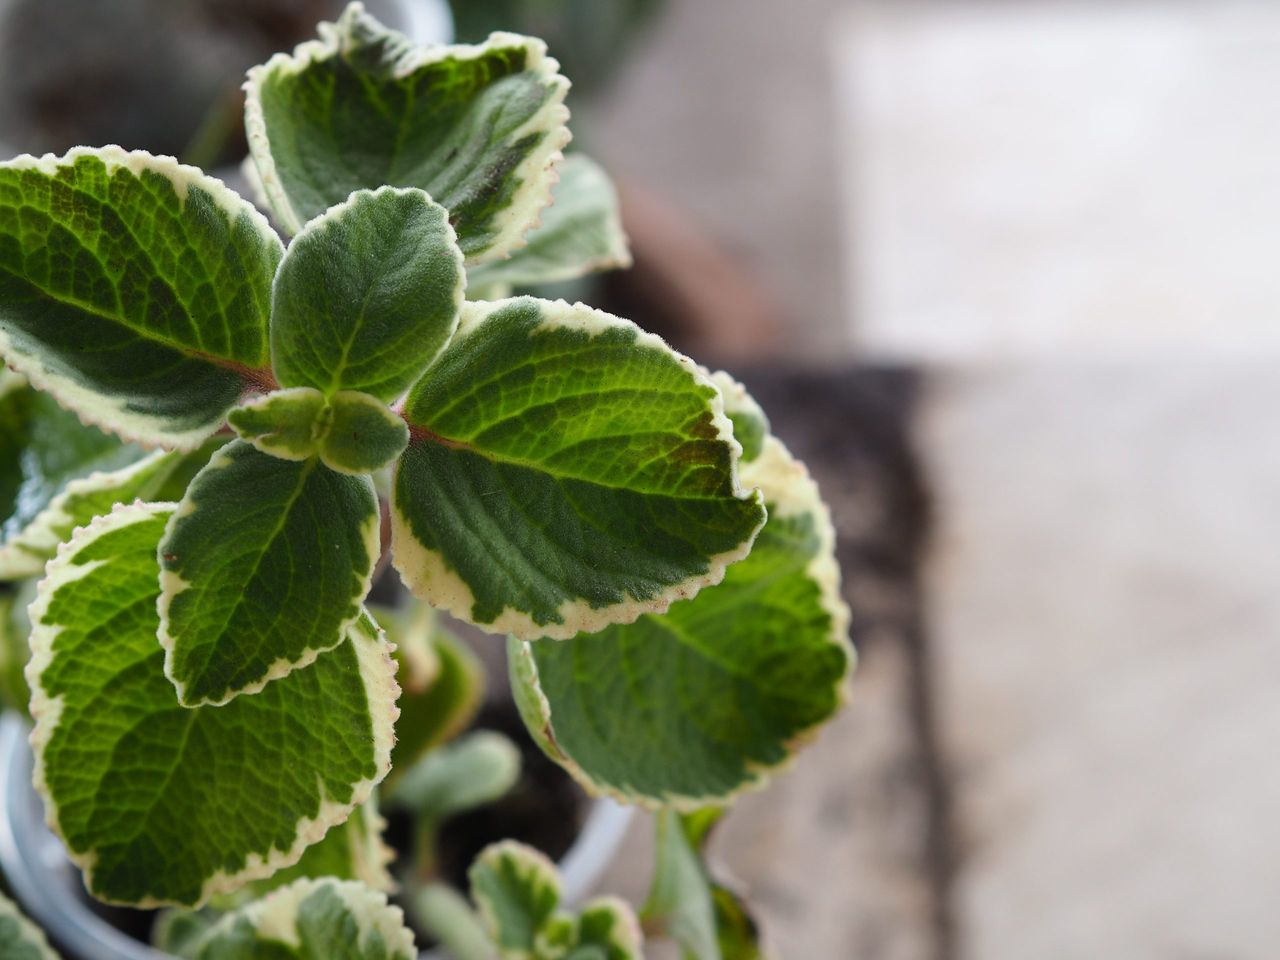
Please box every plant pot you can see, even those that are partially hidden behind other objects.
[0,713,633,960]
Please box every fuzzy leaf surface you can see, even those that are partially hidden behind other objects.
[468,155,631,289]
[393,298,765,640]
[511,387,851,805]
[228,388,327,461]
[189,878,416,960]
[319,392,410,475]
[269,188,463,401]
[245,3,569,262]
[27,505,399,907]
[0,890,61,959]
[0,148,281,447]
[159,440,380,705]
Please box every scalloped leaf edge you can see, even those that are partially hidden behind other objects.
[391,298,766,641]
[510,399,854,809]
[0,146,281,451]
[25,502,400,908]
[243,2,571,265]
[156,446,382,707]
[207,877,416,957]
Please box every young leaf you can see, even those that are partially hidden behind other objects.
[0,890,62,960]
[27,503,399,907]
[0,148,282,448]
[510,378,852,805]
[469,841,562,958]
[376,602,485,777]
[643,810,768,960]
[269,187,464,401]
[244,2,570,263]
[187,878,416,959]
[319,392,410,475]
[228,388,327,461]
[412,884,496,960]
[467,154,632,290]
[159,440,380,706]
[392,298,766,640]
[387,730,521,822]
[468,842,643,960]
[573,898,645,960]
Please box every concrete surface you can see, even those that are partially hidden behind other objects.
[837,1,1280,362]
[924,362,1280,958]
[586,0,853,362]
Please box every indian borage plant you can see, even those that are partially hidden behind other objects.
[0,3,853,956]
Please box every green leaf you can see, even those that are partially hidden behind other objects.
[189,878,416,959]
[0,147,282,448]
[319,392,410,475]
[0,582,34,715]
[643,811,719,960]
[1,436,224,582]
[392,298,766,640]
[158,440,380,706]
[245,2,570,263]
[27,503,400,907]
[0,890,62,960]
[153,908,218,958]
[0,375,224,580]
[0,380,143,578]
[269,187,464,401]
[469,841,562,958]
[510,376,852,805]
[228,388,327,461]
[376,602,485,778]
[708,887,767,960]
[468,155,631,289]
[643,810,768,960]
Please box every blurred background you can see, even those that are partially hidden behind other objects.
[3,0,1277,957]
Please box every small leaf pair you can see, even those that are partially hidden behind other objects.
[421,841,643,960]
